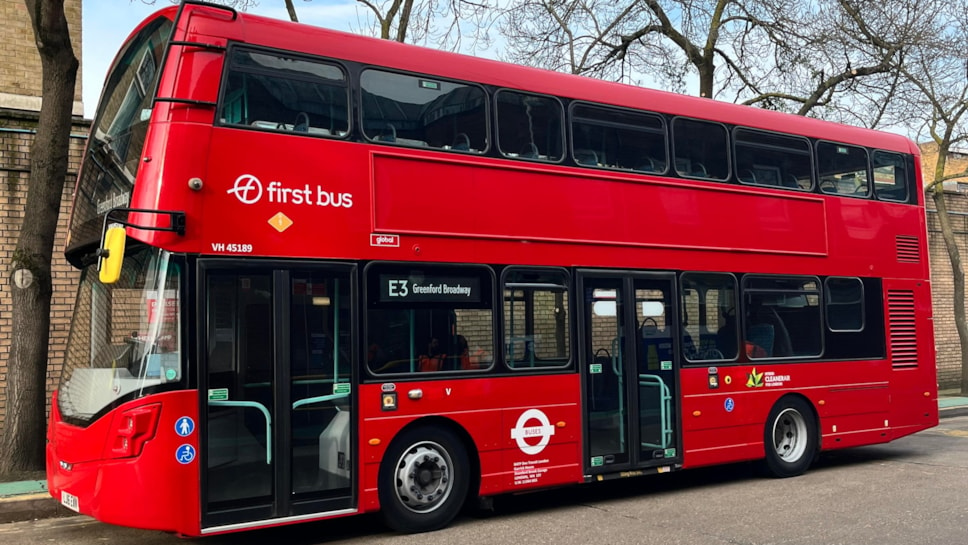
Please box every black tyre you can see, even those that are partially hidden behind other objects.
[379,426,470,533]
[763,396,816,478]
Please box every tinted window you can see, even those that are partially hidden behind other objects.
[503,269,570,369]
[672,118,729,180]
[825,277,864,331]
[366,264,494,375]
[361,70,487,152]
[220,49,349,136]
[496,90,564,162]
[824,278,886,360]
[680,273,738,362]
[743,276,821,359]
[571,104,667,173]
[734,128,812,189]
[872,150,909,202]
[818,142,870,197]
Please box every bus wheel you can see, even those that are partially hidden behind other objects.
[379,426,469,533]
[763,397,816,478]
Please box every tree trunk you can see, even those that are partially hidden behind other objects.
[930,187,968,395]
[0,0,78,475]
[697,61,714,99]
[284,0,298,22]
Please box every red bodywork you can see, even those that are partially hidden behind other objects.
[47,3,937,537]
[47,390,201,533]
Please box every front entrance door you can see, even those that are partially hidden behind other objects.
[200,262,355,530]
[580,271,681,473]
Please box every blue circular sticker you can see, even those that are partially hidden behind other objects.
[175,416,195,437]
[724,397,735,412]
[176,444,196,464]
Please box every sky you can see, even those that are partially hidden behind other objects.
[81,1,366,118]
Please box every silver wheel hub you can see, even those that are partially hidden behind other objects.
[393,441,454,513]
[772,407,808,462]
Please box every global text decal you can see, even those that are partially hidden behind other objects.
[228,174,352,208]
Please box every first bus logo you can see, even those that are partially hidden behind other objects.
[228,174,353,208]
[228,174,263,204]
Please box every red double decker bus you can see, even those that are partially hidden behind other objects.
[47,1,937,536]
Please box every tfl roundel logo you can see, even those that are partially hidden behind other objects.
[227,174,263,205]
[510,409,556,455]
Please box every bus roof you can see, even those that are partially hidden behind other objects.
[138,4,916,157]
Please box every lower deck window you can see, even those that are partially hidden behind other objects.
[743,275,822,359]
[366,264,494,374]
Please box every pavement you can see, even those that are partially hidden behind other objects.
[2,395,967,526]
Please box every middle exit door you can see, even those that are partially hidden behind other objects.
[579,271,681,473]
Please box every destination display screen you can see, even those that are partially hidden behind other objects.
[378,274,481,303]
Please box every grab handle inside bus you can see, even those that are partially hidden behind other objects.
[98,223,127,284]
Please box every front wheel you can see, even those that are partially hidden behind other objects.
[379,426,470,533]
[762,397,816,478]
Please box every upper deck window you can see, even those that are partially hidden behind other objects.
[69,17,172,256]
[734,128,813,190]
[219,48,349,137]
[818,141,871,197]
[361,70,488,152]
[571,103,667,173]
[872,150,910,202]
[672,118,729,181]
[496,90,564,162]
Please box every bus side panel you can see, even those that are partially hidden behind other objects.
[371,154,828,257]
[680,361,892,468]
[47,390,201,536]
[885,279,939,438]
[816,385,891,450]
[357,374,582,511]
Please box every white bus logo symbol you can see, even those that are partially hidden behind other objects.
[510,408,555,455]
[228,174,263,204]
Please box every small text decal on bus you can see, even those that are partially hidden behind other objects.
[228,174,353,208]
[371,234,400,247]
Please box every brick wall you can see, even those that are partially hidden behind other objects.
[922,143,968,390]
[0,0,87,431]
[0,109,88,430]
[0,0,83,110]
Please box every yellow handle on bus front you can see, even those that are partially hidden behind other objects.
[98,224,127,284]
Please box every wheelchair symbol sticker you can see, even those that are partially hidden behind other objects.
[724,397,735,412]
[176,444,196,464]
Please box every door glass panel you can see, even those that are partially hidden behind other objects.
[584,278,629,467]
[289,272,353,496]
[634,280,677,460]
[206,273,274,507]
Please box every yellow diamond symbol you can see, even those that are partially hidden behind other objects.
[269,212,293,232]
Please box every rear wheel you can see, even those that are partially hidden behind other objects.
[379,426,469,533]
[763,397,816,478]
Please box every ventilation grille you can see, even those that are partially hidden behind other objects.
[896,235,920,263]
[888,290,917,368]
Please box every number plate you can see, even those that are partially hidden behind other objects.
[60,491,79,512]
